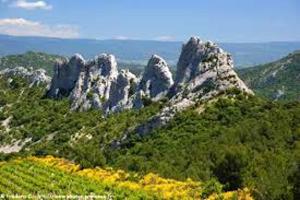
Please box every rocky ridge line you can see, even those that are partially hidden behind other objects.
[134,37,253,135]
[46,52,173,113]
[45,36,252,135]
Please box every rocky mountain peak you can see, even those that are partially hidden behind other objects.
[135,37,253,136]
[138,54,173,100]
[70,53,85,65]
[175,37,229,88]
[47,54,85,98]
[175,36,206,85]
[95,53,118,78]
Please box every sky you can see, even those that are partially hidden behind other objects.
[0,0,299,42]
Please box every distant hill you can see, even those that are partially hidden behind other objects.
[0,34,180,65]
[0,51,64,75]
[1,34,300,68]
[238,50,300,100]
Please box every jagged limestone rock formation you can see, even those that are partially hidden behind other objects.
[135,37,253,136]
[175,37,208,86]
[46,53,138,113]
[47,54,85,98]
[46,36,252,135]
[46,53,173,113]
[107,69,138,112]
[70,54,119,111]
[170,37,252,101]
[137,55,173,101]
[0,67,51,87]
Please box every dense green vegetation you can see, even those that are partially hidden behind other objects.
[107,93,300,200]
[0,51,65,75]
[238,51,300,101]
[0,76,162,167]
[0,76,300,199]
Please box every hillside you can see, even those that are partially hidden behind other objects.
[238,51,300,100]
[0,75,299,199]
[0,51,64,75]
[0,156,252,199]
[2,34,300,68]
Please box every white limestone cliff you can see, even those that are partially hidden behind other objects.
[47,54,85,98]
[137,54,173,100]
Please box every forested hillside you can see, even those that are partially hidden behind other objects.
[0,76,299,199]
[238,51,300,101]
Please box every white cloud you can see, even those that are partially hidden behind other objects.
[154,35,176,41]
[5,0,53,10]
[0,18,39,26]
[0,18,79,38]
[113,35,130,40]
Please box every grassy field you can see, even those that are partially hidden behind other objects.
[0,158,153,199]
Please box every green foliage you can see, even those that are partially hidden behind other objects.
[128,78,136,96]
[141,96,153,107]
[201,178,223,199]
[86,91,94,100]
[213,147,249,191]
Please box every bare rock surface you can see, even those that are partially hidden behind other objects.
[0,67,51,87]
[70,54,119,111]
[46,53,174,113]
[137,55,173,101]
[0,138,32,153]
[47,54,85,98]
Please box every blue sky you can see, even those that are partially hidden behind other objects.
[0,0,299,42]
